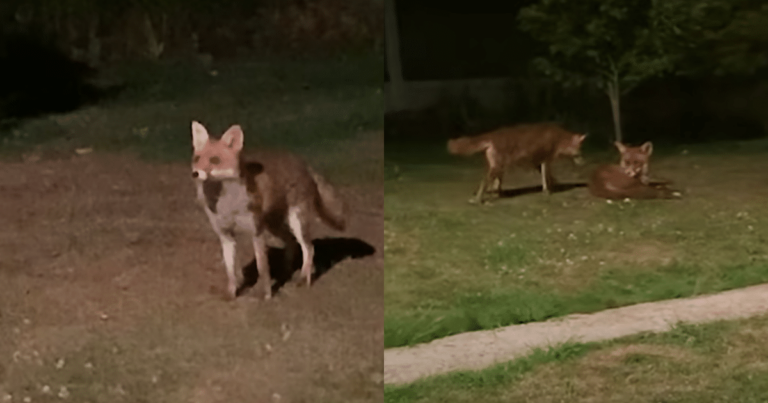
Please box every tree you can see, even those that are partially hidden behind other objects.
[385,0,405,112]
[652,0,768,77]
[518,0,675,143]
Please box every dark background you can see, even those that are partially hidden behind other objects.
[385,1,768,147]
[0,0,383,124]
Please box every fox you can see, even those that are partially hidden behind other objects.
[190,121,347,300]
[588,141,680,200]
[447,123,587,203]
[615,141,653,184]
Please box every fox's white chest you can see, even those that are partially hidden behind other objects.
[196,180,256,236]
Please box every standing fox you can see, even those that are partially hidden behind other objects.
[191,121,347,300]
[588,141,680,200]
[447,123,587,203]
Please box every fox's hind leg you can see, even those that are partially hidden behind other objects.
[252,233,272,300]
[470,175,488,204]
[283,230,299,275]
[287,206,315,287]
[471,166,502,204]
[275,224,300,282]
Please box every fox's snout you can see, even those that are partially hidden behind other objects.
[191,169,208,180]
[191,166,237,181]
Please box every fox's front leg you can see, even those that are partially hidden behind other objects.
[540,162,557,194]
[218,234,238,299]
[252,233,272,300]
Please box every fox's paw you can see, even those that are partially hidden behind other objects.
[227,283,238,300]
[291,270,305,285]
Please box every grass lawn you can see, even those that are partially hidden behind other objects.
[0,53,383,172]
[384,313,768,402]
[384,137,768,348]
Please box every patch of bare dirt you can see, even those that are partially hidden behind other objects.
[0,151,383,402]
[506,343,706,402]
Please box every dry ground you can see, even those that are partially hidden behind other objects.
[0,141,383,402]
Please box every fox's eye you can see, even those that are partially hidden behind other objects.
[193,155,200,163]
[210,156,221,165]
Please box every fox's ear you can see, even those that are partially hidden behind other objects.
[641,141,653,155]
[221,125,244,152]
[614,141,627,153]
[578,134,587,143]
[191,121,209,151]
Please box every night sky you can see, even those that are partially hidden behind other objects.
[390,1,542,81]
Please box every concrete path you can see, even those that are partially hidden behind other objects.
[384,283,768,385]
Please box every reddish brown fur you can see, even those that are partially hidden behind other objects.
[588,164,679,200]
[447,122,587,202]
[191,122,347,299]
[239,149,347,233]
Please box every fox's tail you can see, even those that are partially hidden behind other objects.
[447,136,489,156]
[309,167,347,231]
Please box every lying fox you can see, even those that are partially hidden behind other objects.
[615,141,653,184]
[191,121,347,300]
[447,123,587,203]
[588,141,680,200]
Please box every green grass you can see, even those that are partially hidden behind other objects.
[384,315,768,402]
[384,138,768,348]
[384,342,596,403]
[0,53,383,167]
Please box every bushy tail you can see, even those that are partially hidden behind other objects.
[309,167,347,231]
[447,136,488,156]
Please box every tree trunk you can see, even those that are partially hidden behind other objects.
[607,77,623,144]
[384,0,404,112]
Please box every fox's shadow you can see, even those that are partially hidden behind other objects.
[236,237,376,296]
[496,182,587,199]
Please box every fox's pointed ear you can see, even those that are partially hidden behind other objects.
[614,141,627,153]
[578,134,587,142]
[191,121,209,151]
[221,125,244,152]
[641,141,653,155]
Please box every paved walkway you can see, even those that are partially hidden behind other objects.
[384,283,768,385]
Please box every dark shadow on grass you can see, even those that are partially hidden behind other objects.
[496,182,587,199]
[236,236,375,297]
